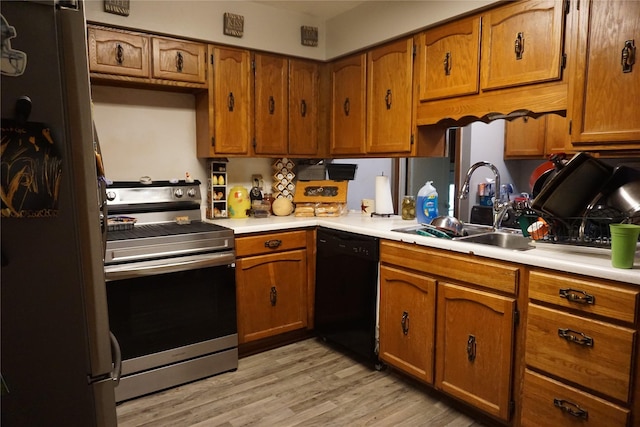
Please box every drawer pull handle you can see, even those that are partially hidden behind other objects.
[385,89,392,110]
[264,239,282,249]
[553,398,589,420]
[270,286,277,306]
[559,288,595,305]
[176,51,184,72]
[268,96,275,114]
[343,97,350,116]
[115,44,124,65]
[444,51,451,76]
[228,92,235,112]
[558,328,593,347]
[514,32,525,60]
[467,334,476,362]
[621,39,635,73]
[401,311,409,335]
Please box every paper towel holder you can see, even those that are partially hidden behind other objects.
[371,212,393,218]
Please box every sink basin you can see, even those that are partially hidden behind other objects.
[454,231,534,251]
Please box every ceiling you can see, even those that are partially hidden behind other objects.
[254,1,367,20]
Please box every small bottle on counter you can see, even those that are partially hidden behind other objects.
[401,195,416,220]
[263,193,274,214]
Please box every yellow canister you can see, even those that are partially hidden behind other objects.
[228,186,250,218]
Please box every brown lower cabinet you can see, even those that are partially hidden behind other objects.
[379,240,520,423]
[235,230,310,344]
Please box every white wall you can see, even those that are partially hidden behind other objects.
[85,0,497,60]
[332,159,394,212]
[326,1,496,58]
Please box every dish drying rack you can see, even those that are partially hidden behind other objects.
[515,205,636,249]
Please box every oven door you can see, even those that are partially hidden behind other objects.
[105,252,237,401]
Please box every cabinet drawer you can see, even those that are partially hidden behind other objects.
[380,240,519,294]
[151,37,206,84]
[528,270,638,324]
[525,304,635,402]
[521,369,629,427]
[236,230,307,257]
[88,26,150,78]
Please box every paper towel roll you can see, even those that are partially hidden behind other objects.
[375,175,394,215]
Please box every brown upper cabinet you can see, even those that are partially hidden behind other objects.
[330,53,367,156]
[367,38,415,154]
[87,25,206,90]
[253,53,319,157]
[504,114,569,159]
[415,0,569,126]
[416,15,481,102]
[196,46,253,157]
[568,0,640,150]
[481,0,565,91]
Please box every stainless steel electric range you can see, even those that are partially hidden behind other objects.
[103,180,237,402]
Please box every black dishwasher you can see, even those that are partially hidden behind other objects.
[315,227,380,367]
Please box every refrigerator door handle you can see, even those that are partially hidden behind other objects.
[109,332,122,386]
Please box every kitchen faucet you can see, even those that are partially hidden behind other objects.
[459,161,510,230]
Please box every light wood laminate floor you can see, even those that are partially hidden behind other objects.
[117,338,486,426]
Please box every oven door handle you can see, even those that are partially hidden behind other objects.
[105,251,235,280]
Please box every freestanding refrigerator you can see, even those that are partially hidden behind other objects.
[1,1,118,425]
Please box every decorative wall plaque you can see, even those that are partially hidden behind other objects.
[224,13,244,38]
[104,0,130,17]
[301,26,318,47]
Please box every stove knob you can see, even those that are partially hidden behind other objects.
[174,188,184,198]
[187,188,197,198]
[106,191,116,201]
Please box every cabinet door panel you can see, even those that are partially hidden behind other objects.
[330,54,367,155]
[367,38,414,154]
[212,46,252,155]
[418,16,481,101]
[379,265,436,384]
[289,60,319,156]
[88,27,149,78]
[525,304,635,403]
[254,54,288,155]
[481,0,565,90]
[570,0,640,145]
[504,116,547,158]
[436,282,515,421]
[151,37,206,83]
[236,250,307,343]
[521,369,630,427]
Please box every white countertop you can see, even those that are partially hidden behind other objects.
[206,212,640,285]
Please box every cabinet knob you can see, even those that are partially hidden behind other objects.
[343,97,350,116]
[176,51,184,72]
[514,32,525,60]
[401,311,409,335]
[385,89,392,110]
[300,99,307,117]
[228,92,235,112]
[467,334,476,362]
[270,286,277,306]
[115,44,124,65]
[444,51,451,76]
[621,39,636,73]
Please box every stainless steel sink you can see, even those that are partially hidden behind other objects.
[453,231,534,251]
